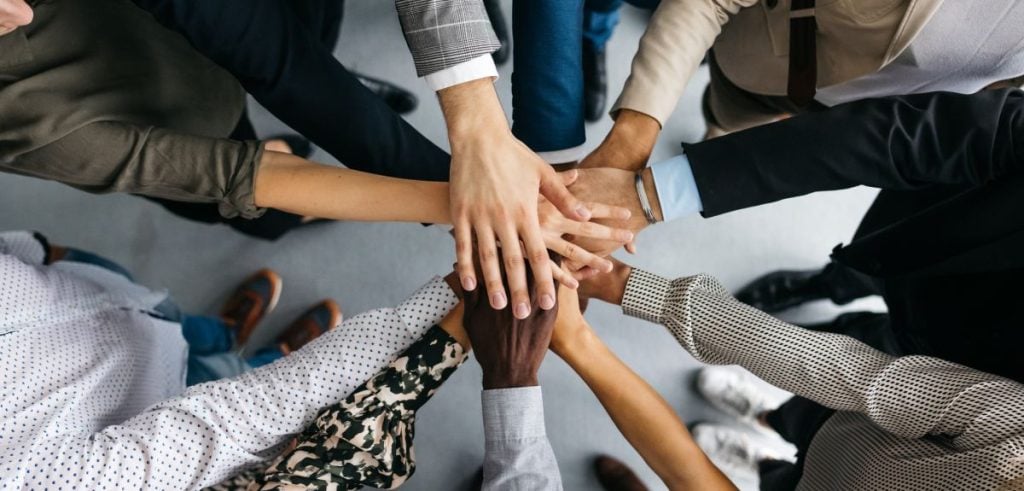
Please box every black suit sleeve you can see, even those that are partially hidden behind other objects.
[687,90,1024,217]
[134,0,451,182]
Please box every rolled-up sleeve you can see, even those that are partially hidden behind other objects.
[7,121,265,219]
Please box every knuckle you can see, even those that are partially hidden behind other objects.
[529,250,549,264]
[562,243,578,260]
[504,255,525,269]
[479,247,498,262]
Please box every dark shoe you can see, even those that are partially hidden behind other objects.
[583,42,608,122]
[354,72,419,114]
[276,300,342,355]
[484,0,511,66]
[265,134,313,159]
[594,455,648,491]
[220,269,283,346]
[735,269,826,313]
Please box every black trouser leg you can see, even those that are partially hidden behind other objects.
[813,262,883,305]
[759,396,835,491]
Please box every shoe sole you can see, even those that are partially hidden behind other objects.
[260,268,283,316]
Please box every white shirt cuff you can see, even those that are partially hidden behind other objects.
[424,55,499,92]
[535,144,588,164]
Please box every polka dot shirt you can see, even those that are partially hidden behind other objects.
[0,231,458,490]
[622,269,1024,490]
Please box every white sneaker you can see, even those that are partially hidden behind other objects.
[696,366,778,421]
[691,423,795,482]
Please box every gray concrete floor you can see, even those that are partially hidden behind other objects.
[0,2,886,489]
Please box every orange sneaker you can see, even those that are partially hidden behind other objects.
[220,269,283,346]
[276,300,342,355]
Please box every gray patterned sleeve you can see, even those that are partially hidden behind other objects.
[621,269,1024,450]
[394,0,500,76]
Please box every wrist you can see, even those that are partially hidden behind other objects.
[439,78,509,142]
[607,110,659,170]
[605,264,632,306]
[554,327,603,364]
[482,370,539,390]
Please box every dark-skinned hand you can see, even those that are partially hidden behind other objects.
[463,250,561,389]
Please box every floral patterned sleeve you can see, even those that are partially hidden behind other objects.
[212,325,468,491]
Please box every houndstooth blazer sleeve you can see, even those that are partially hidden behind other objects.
[621,269,1024,451]
[395,0,501,77]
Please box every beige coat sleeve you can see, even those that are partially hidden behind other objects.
[5,121,265,219]
[612,0,759,125]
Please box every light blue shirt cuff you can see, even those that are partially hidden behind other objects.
[649,154,703,221]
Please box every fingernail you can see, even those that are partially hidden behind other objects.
[491,292,507,309]
[620,231,635,242]
[514,302,530,319]
[568,279,580,289]
[540,294,556,310]
[575,205,592,220]
[602,261,614,272]
[462,276,476,291]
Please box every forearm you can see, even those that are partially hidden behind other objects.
[624,270,1024,445]
[559,328,733,490]
[613,0,754,125]
[686,90,1024,217]
[438,78,509,144]
[254,151,451,224]
[589,110,662,172]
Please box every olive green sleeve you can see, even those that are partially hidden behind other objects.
[5,121,265,219]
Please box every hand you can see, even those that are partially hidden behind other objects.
[567,168,661,256]
[463,251,560,389]
[578,256,633,306]
[549,278,591,359]
[441,79,591,320]
[538,174,634,278]
[579,109,660,171]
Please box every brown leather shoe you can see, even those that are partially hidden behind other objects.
[276,300,342,355]
[220,269,282,346]
[595,455,649,491]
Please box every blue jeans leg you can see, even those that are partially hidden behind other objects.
[511,0,586,155]
[62,248,134,281]
[181,315,252,386]
[583,0,661,50]
[246,346,285,369]
[583,0,623,49]
[181,315,235,356]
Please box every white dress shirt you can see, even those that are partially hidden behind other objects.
[0,230,458,490]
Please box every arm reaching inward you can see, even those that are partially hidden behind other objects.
[550,286,735,491]
[11,278,459,489]
[620,269,1024,450]
[8,120,632,283]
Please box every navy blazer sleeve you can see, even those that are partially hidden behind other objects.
[686,90,1024,217]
